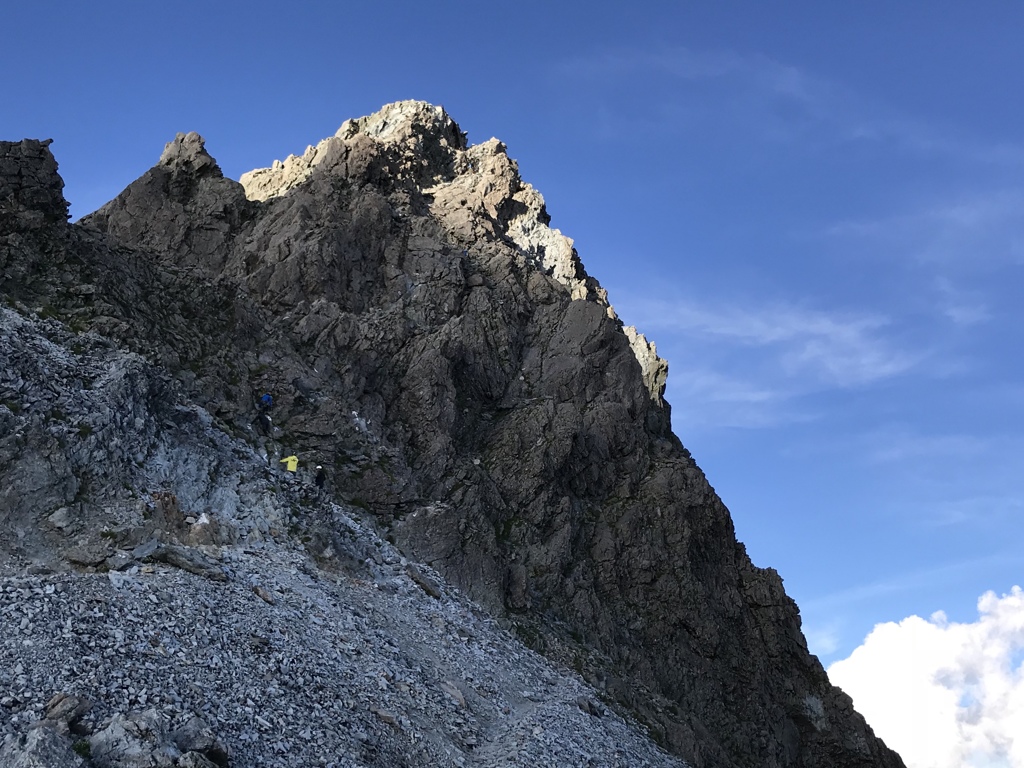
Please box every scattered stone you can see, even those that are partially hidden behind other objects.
[251,585,275,605]
[46,508,76,532]
[440,681,466,709]
[177,753,220,768]
[63,542,112,567]
[88,709,171,768]
[133,540,227,582]
[44,693,91,731]
[105,552,135,572]
[171,716,228,767]
[405,564,441,599]
[373,708,399,727]
[576,696,605,718]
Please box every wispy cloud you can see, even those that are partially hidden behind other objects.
[559,45,1024,165]
[632,298,920,388]
[805,424,1024,530]
[559,46,855,146]
[560,47,750,82]
[804,620,843,657]
[863,430,991,465]
[669,368,779,405]
[662,367,803,430]
[802,556,1019,614]
[923,497,1024,529]
[615,294,923,431]
[932,277,991,327]
[823,191,1024,268]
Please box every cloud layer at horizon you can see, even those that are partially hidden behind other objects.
[828,587,1024,768]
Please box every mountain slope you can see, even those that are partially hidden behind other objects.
[1,103,904,768]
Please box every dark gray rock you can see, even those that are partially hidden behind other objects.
[133,540,227,582]
[170,716,228,767]
[405,562,441,599]
[177,753,220,768]
[44,692,91,732]
[88,710,176,768]
[0,725,85,768]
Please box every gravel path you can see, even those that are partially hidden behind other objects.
[1,506,687,767]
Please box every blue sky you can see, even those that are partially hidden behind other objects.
[5,3,1024,761]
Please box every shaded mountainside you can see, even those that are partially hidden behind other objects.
[0,294,687,768]
[0,103,905,768]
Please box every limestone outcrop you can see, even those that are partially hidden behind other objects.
[0,102,905,768]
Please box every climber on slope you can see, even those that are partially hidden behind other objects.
[314,465,327,490]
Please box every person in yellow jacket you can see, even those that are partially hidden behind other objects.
[279,455,299,472]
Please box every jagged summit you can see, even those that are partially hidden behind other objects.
[338,100,466,144]
[238,100,615,311]
[239,100,464,202]
[158,131,223,177]
[0,106,905,768]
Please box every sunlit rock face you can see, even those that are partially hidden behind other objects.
[0,104,905,768]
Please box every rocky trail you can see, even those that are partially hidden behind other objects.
[1,503,687,768]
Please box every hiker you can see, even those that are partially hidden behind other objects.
[257,412,272,436]
[258,393,273,411]
[314,465,327,490]
[279,455,298,472]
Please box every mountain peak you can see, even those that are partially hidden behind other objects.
[238,102,614,315]
[335,99,466,147]
[0,104,906,768]
[158,131,222,177]
[238,100,465,203]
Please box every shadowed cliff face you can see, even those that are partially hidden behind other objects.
[2,103,905,768]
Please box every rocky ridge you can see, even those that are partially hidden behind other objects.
[1,102,905,768]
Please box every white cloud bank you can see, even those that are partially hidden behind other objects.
[828,586,1024,768]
